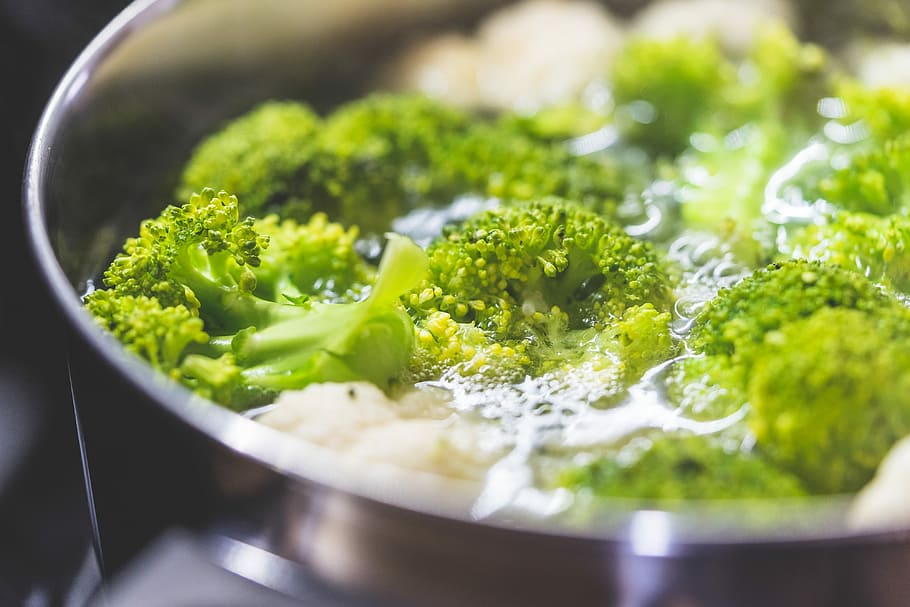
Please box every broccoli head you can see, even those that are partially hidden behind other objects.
[178,102,321,217]
[611,35,736,155]
[87,188,427,409]
[559,434,806,501]
[748,307,910,493]
[788,211,910,292]
[610,26,827,157]
[84,291,207,376]
[409,198,672,339]
[691,259,903,357]
[179,94,635,234]
[252,212,373,304]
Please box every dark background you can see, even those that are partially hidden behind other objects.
[0,2,128,605]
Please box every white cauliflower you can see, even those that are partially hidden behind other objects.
[258,382,500,481]
[849,435,910,530]
[632,0,797,56]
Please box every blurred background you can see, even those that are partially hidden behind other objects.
[0,1,127,604]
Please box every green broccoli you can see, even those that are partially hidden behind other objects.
[177,102,321,217]
[691,259,904,358]
[676,121,797,232]
[788,86,910,217]
[749,307,910,493]
[611,35,737,155]
[407,310,532,382]
[610,25,828,157]
[304,94,472,229]
[559,434,806,501]
[671,260,910,493]
[179,95,471,230]
[86,188,426,409]
[252,212,373,304]
[84,292,207,377]
[179,94,631,233]
[787,211,910,292]
[408,198,673,339]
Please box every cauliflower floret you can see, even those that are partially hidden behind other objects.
[633,0,797,56]
[385,0,623,111]
[258,382,500,481]
[850,42,910,88]
[351,420,493,481]
[476,0,624,111]
[383,34,484,109]
[849,435,910,530]
[257,382,399,449]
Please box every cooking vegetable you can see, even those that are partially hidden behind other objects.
[787,211,910,291]
[411,198,672,339]
[611,25,827,156]
[672,260,910,492]
[749,307,910,493]
[86,188,426,409]
[561,435,806,501]
[179,94,630,233]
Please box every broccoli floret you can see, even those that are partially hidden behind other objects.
[87,188,426,409]
[814,132,910,216]
[672,260,910,492]
[788,211,910,292]
[409,198,672,339]
[668,354,749,421]
[497,103,612,142]
[748,307,910,493]
[611,35,737,155]
[84,292,208,376]
[252,212,373,304]
[786,85,910,217]
[691,259,903,357]
[179,94,633,234]
[179,95,471,231]
[305,94,472,229]
[178,102,321,217]
[408,310,532,382]
[611,26,828,157]
[559,435,806,501]
[676,121,797,232]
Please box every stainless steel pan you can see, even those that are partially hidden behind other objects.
[25,1,910,605]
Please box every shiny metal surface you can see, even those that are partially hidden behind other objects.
[24,0,910,604]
